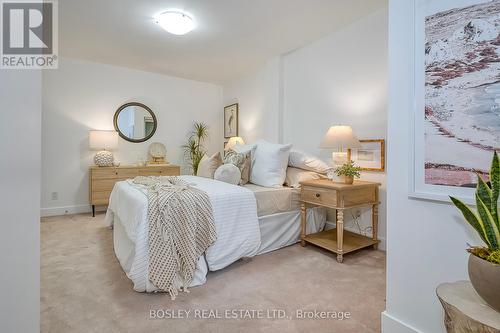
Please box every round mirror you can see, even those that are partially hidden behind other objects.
[113,102,157,143]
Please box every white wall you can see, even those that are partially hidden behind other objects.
[42,58,223,216]
[283,8,388,246]
[382,1,480,332]
[223,57,283,144]
[0,70,41,333]
[223,8,388,247]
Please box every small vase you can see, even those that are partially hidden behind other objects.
[344,176,354,185]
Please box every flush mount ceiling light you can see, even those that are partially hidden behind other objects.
[155,10,196,35]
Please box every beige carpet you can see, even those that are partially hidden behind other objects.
[41,213,386,333]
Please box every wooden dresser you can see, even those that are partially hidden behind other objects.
[89,165,180,216]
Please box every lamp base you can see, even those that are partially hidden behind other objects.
[94,150,114,167]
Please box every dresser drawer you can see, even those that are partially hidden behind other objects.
[301,186,337,207]
[91,168,138,180]
[92,179,120,192]
[91,190,112,204]
[138,167,180,176]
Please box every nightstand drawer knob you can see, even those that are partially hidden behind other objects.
[315,193,321,198]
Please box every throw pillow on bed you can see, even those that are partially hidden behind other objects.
[224,149,251,185]
[288,150,330,174]
[251,140,293,188]
[197,152,222,178]
[214,164,241,185]
[284,167,325,188]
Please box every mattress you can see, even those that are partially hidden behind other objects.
[243,184,301,217]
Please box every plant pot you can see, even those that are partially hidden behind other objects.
[468,253,500,312]
[344,176,354,185]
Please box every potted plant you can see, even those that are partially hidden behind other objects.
[450,151,500,312]
[182,122,209,175]
[334,160,361,184]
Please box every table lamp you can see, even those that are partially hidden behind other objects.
[319,125,361,166]
[89,130,118,167]
[224,136,245,151]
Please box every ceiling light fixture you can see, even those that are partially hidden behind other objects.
[155,10,196,35]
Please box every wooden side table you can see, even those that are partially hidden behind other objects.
[437,281,500,333]
[300,179,381,263]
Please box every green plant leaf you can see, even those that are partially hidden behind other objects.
[477,174,493,208]
[450,196,490,246]
[490,151,499,229]
[476,193,500,250]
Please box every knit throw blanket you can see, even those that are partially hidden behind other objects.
[133,176,217,299]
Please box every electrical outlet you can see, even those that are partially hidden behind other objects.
[51,192,58,200]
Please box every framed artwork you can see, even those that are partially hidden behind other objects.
[410,0,500,204]
[349,139,385,172]
[223,140,228,156]
[224,103,238,138]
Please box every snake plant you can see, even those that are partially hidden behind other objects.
[450,152,500,264]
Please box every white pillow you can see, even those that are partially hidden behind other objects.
[250,140,292,188]
[214,164,241,185]
[288,150,330,174]
[197,152,222,178]
[284,167,325,188]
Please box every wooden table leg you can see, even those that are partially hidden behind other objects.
[372,204,379,250]
[336,209,344,263]
[300,203,306,246]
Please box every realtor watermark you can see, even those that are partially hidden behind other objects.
[149,308,352,321]
[1,0,58,69]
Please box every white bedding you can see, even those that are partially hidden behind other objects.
[105,175,261,291]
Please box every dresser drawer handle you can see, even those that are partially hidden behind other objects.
[315,193,321,198]
[115,172,118,175]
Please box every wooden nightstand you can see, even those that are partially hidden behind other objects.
[89,164,180,216]
[300,179,380,263]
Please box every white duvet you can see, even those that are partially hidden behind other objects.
[105,175,261,292]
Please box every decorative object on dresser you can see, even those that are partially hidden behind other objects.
[89,164,180,217]
[224,103,238,138]
[148,142,168,165]
[349,139,385,172]
[437,281,500,333]
[334,160,361,185]
[319,125,361,166]
[89,130,119,167]
[300,179,380,263]
[450,152,500,312]
[224,136,245,151]
[113,102,157,143]
[182,122,209,175]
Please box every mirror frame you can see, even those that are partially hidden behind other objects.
[113,102,157,143]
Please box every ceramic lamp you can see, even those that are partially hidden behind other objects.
[89,130,118,167]
[319,125,361,166]
[224,136,245,151]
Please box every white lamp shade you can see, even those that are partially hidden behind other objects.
[319,125,361,149]
[89,130,118,150]
[225,137,245,151]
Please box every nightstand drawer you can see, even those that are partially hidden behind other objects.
[91,168,138,180]
[92,179,120,191]
[301,186,337,207]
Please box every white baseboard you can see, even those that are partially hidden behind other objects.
[324,221,386,251]
[381,311,423,333]
[41,204,106,217]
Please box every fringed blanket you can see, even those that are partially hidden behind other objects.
[133,176,217,299]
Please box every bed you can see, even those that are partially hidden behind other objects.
[105,175,326,292]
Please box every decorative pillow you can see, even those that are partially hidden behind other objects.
[224,149,252,185]
[232,143,257,160]
[284,167,325,188]
[288,150,330,174]
[214,164,241,185]
[250,140,293,188]
[197,152,222,178]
